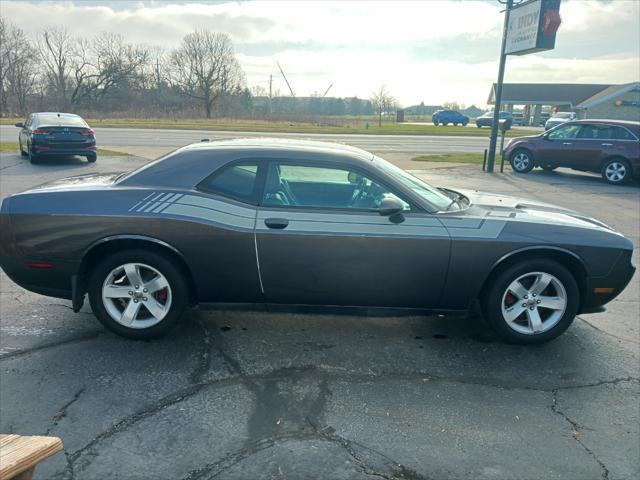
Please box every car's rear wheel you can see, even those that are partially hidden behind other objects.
[601,157,630,184]
[28,144,39,164]
[88,250,188,339]
[482,259,579,345]
[462,121,468,126]
[87,153,97,163]
[510,149,534,173]
[19,140,27,157]
[453,122,458,126]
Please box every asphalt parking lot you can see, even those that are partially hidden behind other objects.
[1,151,639,480]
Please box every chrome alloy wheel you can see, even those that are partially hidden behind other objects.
[512,152,531,171]
[500,271,567,335]
[101,262,172,329]
[604,161,626,183]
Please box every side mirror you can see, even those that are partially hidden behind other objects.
[379,197,405,224]
[14,122,24,128]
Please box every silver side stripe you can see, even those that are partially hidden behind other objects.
[128,192,508,238]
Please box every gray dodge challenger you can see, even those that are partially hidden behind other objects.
[0,139,635,344]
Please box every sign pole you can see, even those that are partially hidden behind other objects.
[487,0,513,173]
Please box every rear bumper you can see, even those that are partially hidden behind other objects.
[580,249,636,313]
[0,253,73,300]
[32,141,96,156]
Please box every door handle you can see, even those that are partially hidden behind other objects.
[562,142,572,145]
[264,218,289,229]
[601,143,613,147]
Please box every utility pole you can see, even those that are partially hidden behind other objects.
[487,0,513,173]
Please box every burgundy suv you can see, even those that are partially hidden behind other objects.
[505,120,640,184]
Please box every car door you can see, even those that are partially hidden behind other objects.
[254,160,451,308]
[567,123,614,170]
[539,123,582,166]
[19,115,31,149]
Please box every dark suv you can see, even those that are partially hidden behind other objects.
[505,120,640,184]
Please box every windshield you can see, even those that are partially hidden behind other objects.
[373,156,460,211]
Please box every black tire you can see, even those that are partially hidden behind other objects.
[462,121,468,126]
[541,165,557,171]
[433,121,439,126]
[453,122,458,126]
[87,153,97,163]
[88,249,189,339]
[19,140,27,157]
[476,124,482,128]
[601,157,631,185]
[510,148,534,173]
[28,145,39,164]
[482,259,579,345]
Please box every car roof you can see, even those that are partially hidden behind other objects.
[121,138,377,189]
[176,137,375,161]
[569,119,640,128]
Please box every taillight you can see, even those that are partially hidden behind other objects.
[32,129,52,134]
[80,129,95,135]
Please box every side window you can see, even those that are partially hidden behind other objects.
[612,126,636,140]
[197,163,259,204]
[548,124,581,140]
[262,163,410,211]
[578,124,613,140]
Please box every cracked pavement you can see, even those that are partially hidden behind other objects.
[0,150,639,479]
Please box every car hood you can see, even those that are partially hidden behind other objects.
[457,189,620,234]
[22,172,122,193]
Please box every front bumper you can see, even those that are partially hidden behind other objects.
[580,249,636,313]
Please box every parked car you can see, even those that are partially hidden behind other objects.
[512,113,526,126]
[545,112,578,130]
[432,110,469,126]
[505,120,640,184]
[539,112,551,126]
[475,111,513,129]
[16,112,97,164]
[0,139,634,345]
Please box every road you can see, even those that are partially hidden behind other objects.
[0,151,638,479]
[1,125,491,155]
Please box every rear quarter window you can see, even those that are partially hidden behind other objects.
[197,163,260,204]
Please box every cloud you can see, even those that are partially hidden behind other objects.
[1,0,638,106]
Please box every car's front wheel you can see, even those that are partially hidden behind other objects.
[483,259,579,345]
[602,157,631,184]
[510,149,534,173]
[87,153,97,163]
[88,250,189,339]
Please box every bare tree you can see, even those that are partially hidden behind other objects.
[443,101,465,111]
[170,31,244,118]
[69,32,148,107]
[370,85,396,127]
[0,17,11,115]
[38,25,75,110]
[0,18,39,115]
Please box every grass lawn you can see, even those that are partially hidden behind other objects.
[1,117,533,138]
[0,141,128,157]
[412,153,487,164]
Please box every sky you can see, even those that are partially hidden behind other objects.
[1,0,638,107]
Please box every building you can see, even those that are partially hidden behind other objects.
[487,82,640,125]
